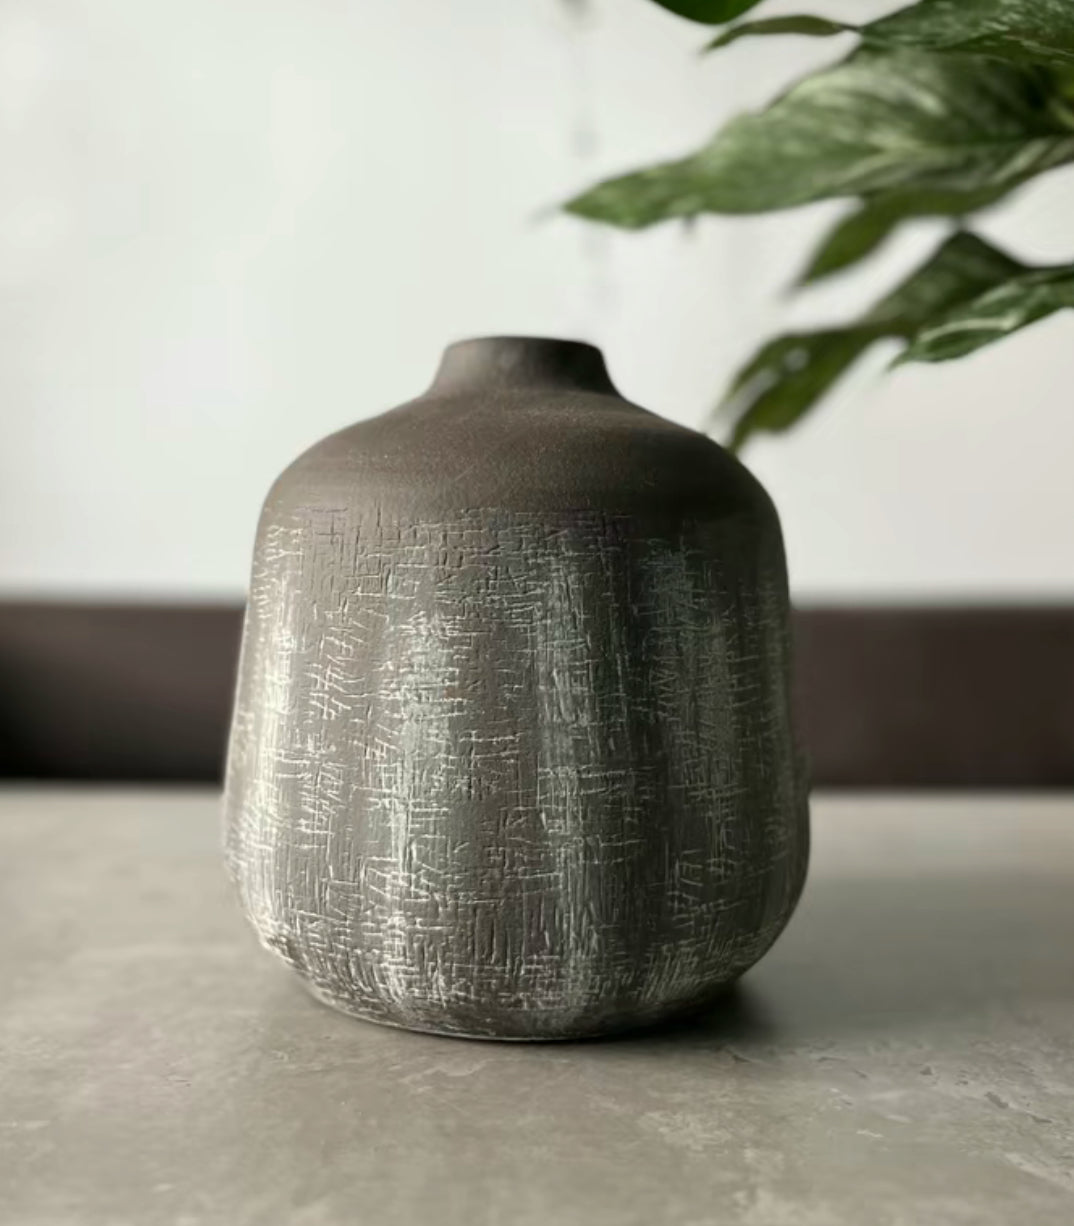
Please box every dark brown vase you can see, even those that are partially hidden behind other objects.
[225,336,809,1040]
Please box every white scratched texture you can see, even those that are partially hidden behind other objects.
[225,507,808,1039]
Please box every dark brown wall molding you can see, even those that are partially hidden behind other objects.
[794,607,1074,789]
[0,604,242,784]
[1,602,1071,787]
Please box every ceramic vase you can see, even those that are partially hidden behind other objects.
[225,336,808,1040]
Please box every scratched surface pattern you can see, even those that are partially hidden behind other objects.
[225,504,808,1039]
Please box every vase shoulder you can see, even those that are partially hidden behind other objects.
[268,340,767,521]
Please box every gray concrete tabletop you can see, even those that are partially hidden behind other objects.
[2,789,1073,1226]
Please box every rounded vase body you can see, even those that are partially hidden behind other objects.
[225,337,808,1040]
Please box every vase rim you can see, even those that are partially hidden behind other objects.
[431,335,618,396]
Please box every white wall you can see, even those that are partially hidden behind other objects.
[2,0,1073,601]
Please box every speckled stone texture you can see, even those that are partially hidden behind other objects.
[225,337,808,1039]
[6,792,1074,1226]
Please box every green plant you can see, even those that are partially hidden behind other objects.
[566,0,1074,449]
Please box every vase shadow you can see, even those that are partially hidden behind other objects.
[254,867,1073,1063]
[618,868,1074,1055]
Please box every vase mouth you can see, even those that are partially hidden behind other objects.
[430,336,619,397]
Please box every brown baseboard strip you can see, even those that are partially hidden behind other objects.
[0,602,1071,787]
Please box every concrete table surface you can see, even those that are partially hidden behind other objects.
[2,790,1073,1226]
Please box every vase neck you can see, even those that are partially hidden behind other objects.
[429,337,619,396]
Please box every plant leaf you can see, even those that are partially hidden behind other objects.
[797,184,1021,285]
[708,15,850,52]
[797,198,914,286]
[901,267,1074,362]
[565,51,1074,228]
[707,1,1074,69]
[725,329,879,450]
[867,0,1074,70]
[649,0,764,24]
[865,232,1024,332]
[722,233,1026,449]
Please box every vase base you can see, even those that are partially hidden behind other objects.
[298,974,746,1044]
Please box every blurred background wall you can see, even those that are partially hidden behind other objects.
[2,0,1074,604]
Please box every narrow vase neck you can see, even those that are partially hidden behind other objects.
[430,337,619,396]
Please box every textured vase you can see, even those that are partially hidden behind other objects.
[225,336,808,1040]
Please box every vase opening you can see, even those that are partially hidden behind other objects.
[430,336,618,397]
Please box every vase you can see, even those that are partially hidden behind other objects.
[225,336,808,1040]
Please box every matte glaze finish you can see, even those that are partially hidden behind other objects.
[225,337,808,1039]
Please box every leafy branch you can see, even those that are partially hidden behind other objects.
[568,0,1074,449]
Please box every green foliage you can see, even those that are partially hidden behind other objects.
[707,15,848,51]
[902,267,1074,362]
[797,200,905,287]
[649,0,763,24]
[565,51,1074,224]
[723,234,1026,449]
[706,0,1074,67]
[566,0,1074,446]
[867,0,1074,69]
[797,184,1022,285]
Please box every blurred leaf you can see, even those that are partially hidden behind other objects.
[901,267,1074,362]
[797,198,914,286]
[867,232,1024,329]
[707,1,1074,69]
[708,16,849,51]
[723,233,1026,449]
[797,184,1020,285]
[649,0,764,23]
[565,51,1074,228]
[867,0,1074,69]
[724,329,879,450]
